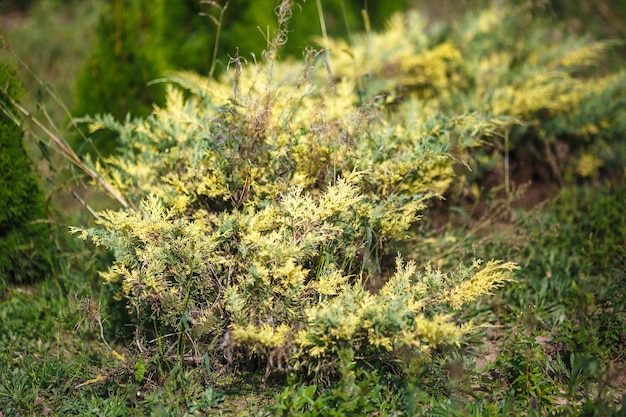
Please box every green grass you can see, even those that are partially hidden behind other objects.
[0,280,115,415]
[421,180,626,415]
[0,255,270,416]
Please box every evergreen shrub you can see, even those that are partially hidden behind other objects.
[0,61,51,286]
[72,0,416,156]
[72,1,519,379]
[323,4,626,189]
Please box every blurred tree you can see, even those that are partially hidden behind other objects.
[74,0,166,120]
[0,60,51,286]
[73,0,165,156]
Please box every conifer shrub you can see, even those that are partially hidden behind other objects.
[72,0,416,156]
[0,61,51,286]
[324,4,626,188]
[72,1,518,380]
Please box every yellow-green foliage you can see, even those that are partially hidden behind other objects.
[72,3,532,377]
[326,5,626,181]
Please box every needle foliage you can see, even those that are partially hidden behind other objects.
[71,1,524,379]
[70,0,626,387]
